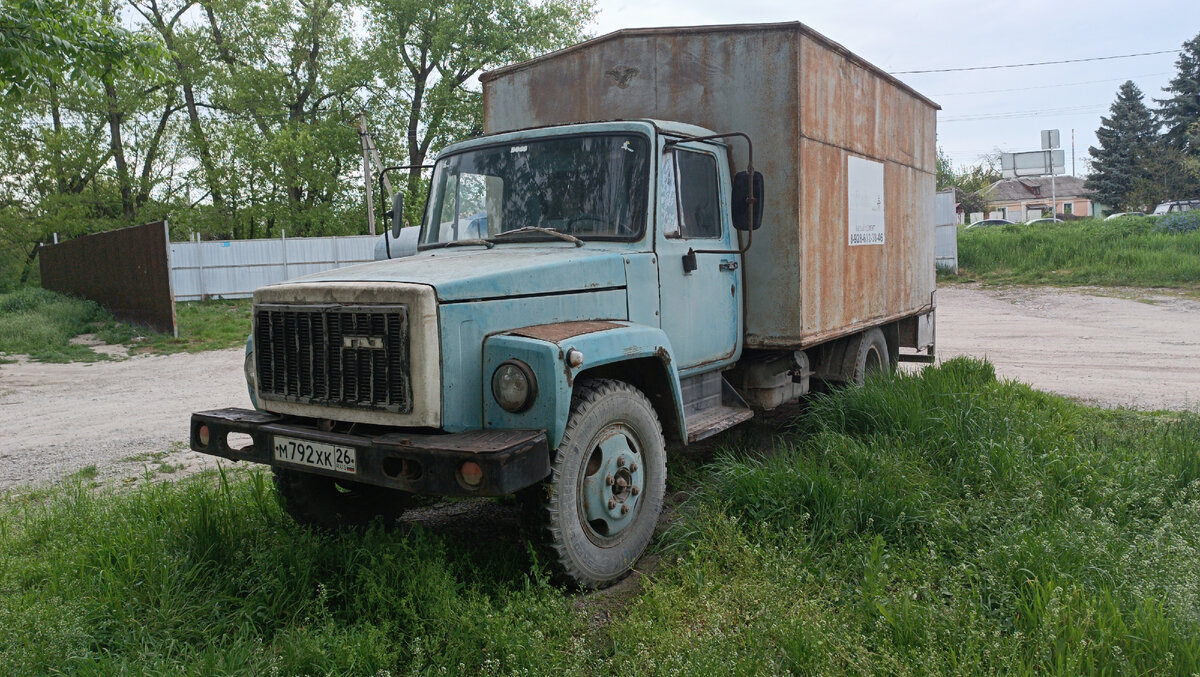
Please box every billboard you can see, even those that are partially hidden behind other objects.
[1001,150,1065,178]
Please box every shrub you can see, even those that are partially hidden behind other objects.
[1156,209,1200,234]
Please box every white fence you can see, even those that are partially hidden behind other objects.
[169,233,377,301]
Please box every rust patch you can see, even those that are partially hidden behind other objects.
[510,320,622,343]
[654,346,672,365]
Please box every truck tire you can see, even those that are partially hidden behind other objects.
[272,466,413,530]
[542,379,667,589]
[851,328,890,385]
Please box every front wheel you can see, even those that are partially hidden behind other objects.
[542,379,667,589]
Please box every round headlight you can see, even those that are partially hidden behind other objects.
[492,360,536,413]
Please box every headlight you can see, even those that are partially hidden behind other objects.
[492,360,536,413]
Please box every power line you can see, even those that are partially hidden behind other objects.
[941,104,1108,123]
[893,49,1180,75]
[929,72,1172,97]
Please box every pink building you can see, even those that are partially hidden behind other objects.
[985,176,1096,221]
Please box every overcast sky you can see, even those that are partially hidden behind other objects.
[585,0,1199,176]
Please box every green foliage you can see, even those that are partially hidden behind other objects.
[0,0,160,97]
[1086,81,1162,212]
[0,0,596,277]
[955,216,1200,288]
[4,360,1200,674]
[0,287,116,361]
[1157,209,1200,234]
[1157,33,1200,152]
[935,146,1000,217]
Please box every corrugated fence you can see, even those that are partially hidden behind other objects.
[40,221,178,335]
[169,233,377,301]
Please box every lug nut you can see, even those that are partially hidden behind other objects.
[631,486,639,496]
[630,462,638,472]
[605,474,614,486]
[621,504,630,515]
[608,498,617,509]
[617,456,625,467]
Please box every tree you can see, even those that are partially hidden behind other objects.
[1086,81,1159,211]
[365,0,596,201]
[935,146,1000,216]
[1157,32,1200,152]
[0,0,159,97]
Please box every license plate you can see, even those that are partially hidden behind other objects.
[273,436,357,475]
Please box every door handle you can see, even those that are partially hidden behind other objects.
[719,260,739,272]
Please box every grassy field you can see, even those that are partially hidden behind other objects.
[2,359,1198,675]
[953,215,1200,290]
[0,288,250,362]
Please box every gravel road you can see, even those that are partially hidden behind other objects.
[2,284,1198,491]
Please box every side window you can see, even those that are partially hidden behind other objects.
[675,149,721,239]
[658,152,680,238]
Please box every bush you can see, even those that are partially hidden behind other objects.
[1156,209,1200,234]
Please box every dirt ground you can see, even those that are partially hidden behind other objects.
[935,284,1200,411]
[2,284,1199,492]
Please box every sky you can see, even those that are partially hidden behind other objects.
[584,0,1200,176]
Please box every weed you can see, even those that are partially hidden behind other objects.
[2,359,1198,674]
[953,216,1200,289]
[0,288,250,362]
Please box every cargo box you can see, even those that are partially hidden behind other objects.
[481,22,939,349]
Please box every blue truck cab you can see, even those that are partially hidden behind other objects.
[192,24,938,588]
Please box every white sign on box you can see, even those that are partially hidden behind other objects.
[847,156,885,246]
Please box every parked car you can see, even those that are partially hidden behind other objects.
[1153,199,1200,215]
[966,218,1014,229]
[1026,218,1064,225]
[1104,211,1145,220]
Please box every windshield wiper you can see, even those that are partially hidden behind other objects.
[422,239,495,251]
[489,226,584,247]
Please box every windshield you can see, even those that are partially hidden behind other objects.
[420,134,650,246]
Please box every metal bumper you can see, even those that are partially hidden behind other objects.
[190,408,551,497]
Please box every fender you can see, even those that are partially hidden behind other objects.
[483,321,684,449]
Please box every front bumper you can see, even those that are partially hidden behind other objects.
[190,408,550,497]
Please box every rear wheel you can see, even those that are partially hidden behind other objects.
[272,466,413,530]
[851,328,890,385]
[539,379,667,589]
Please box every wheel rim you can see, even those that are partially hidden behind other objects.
[577,425,645,546]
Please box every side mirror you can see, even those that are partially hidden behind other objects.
[732,171,765,231]
[390,193,404,238]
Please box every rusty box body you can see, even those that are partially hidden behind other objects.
[481,22,939,349]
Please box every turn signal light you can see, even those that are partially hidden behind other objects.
[197,425,211,447]
[460,461,483,488]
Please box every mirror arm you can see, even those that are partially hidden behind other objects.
[376,164,439,254]
[665,131,756,255]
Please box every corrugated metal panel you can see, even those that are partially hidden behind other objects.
[935,188,958,273]
[169,235,377,301]
[39,221,177,334]
[481,23,938,349]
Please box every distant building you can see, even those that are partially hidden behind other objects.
[984,176,1096,221]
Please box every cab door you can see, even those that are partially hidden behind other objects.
[655,141,742,372]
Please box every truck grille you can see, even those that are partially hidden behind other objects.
[254,304,412,413]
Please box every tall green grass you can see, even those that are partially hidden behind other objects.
[955,216,1200,288]
[2,359,1198,674]
[0,288,250,362]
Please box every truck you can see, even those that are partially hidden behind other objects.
[190,22,939,589]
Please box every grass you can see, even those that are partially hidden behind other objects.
[952,215,1200,290]
[1,359,1198,674]
[0,287,250,362]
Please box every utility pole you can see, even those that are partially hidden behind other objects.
[1071,129,1075,177]
[358,113,376,236]
[357,112,395,235]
